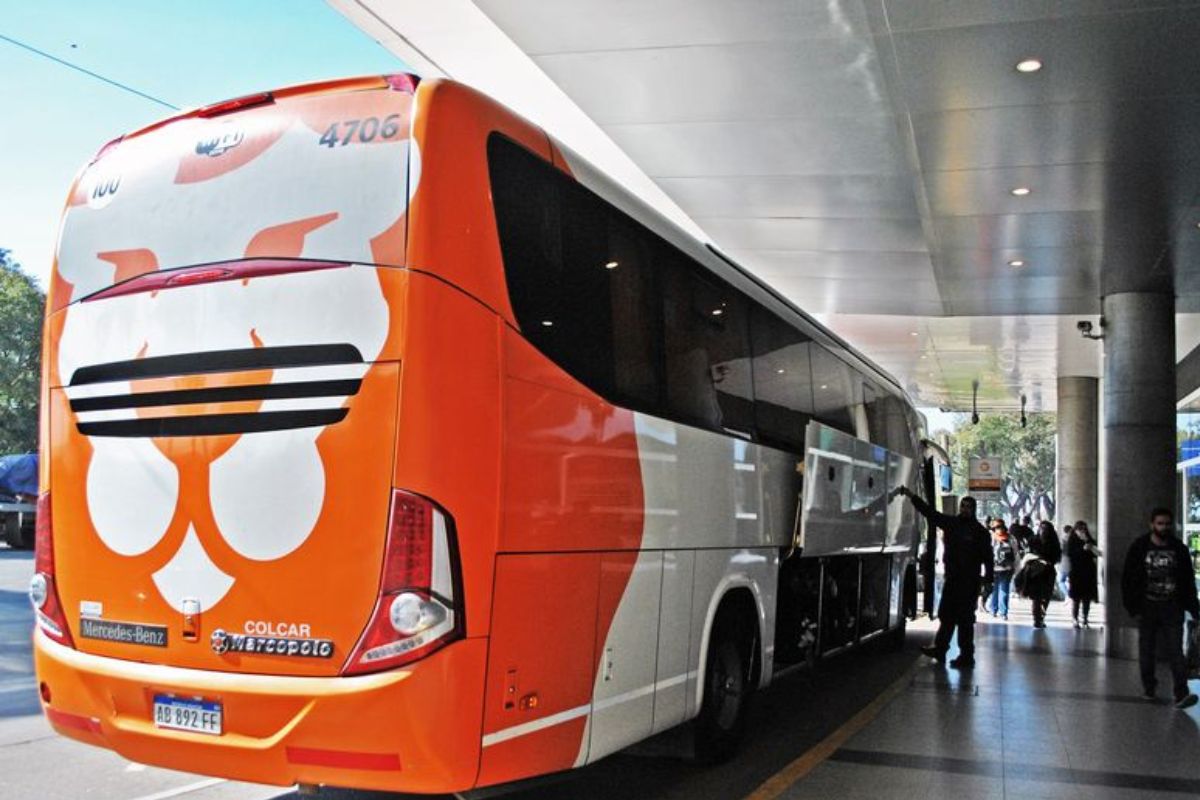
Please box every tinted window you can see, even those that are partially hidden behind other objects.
[604,214,662,408]
[750,308,813,450]
[661,250,754,433]
[865,381,909,452]
[489,135,661,408]
[810,347,856,434]
[489,134,900,445]
[489,136,562,351]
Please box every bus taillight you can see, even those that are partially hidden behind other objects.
[342,490,463,675]
[31,493,74,648]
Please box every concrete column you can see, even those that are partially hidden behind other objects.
[1057,376,1099,532]
[1103,292,1177,658]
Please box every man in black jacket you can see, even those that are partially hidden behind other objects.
[896,489,993,669]
[1121,507,1200,708]
[1010,515,1035,557]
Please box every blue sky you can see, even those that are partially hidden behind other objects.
[0,0,407,287]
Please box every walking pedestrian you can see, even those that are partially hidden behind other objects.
[1067,520,1101,628]
[1019,521,1061,628]
[1011,515,1035,556]
[990,520,1016,620]
[1058,523,1074,601]
[895,488,993,669]
[1121,508,1199,709]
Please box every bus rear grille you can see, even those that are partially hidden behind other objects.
[66,344,366,438]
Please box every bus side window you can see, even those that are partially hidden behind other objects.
[750,308,813,451]
[489,135,565,353]
[556,182,616,394]
[661,254,754,434]
[810,346,855,435]
[604,213,662,409]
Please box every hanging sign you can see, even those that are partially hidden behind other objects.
[968,456,1002,496]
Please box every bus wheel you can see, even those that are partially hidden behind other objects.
[694,607,754,763]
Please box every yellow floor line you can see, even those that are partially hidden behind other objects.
[743,658,922,800]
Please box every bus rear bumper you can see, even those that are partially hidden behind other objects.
[33,630,486,793]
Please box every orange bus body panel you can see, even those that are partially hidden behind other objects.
[391,271,502,641]
[35,632,486,792]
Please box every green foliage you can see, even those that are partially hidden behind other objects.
[946,412,1057,522]
[0,249,45,453]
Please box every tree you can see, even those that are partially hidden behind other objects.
[0,249,45,453]
[945,412,1057,522]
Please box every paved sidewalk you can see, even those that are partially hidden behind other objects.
[781,602,1200,799]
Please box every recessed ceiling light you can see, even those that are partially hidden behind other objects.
[920,355,928,360]
[820,384,828,390]
[712,308,724,316]
[776,368,786,374]
[1010,186,1031,196]
[1015,58,1043,73]
[1008,259,1026,267]
[910,331,919,337]
[604,260,619,269]
[541,320,554,327]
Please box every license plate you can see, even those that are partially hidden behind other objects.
[152,695,222,735]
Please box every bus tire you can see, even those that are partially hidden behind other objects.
[694,604,756,764]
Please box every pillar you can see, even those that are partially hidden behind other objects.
[1103,292,1177,658]
[1057,376,1099,533]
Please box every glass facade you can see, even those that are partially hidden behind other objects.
[1175,411,1200,579]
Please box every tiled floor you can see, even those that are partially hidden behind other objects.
[783,601,1200,799]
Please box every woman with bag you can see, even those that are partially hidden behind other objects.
[1067,520,1101,628]
[1025,521,1062,628]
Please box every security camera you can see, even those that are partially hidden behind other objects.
[1077,320,1092,335]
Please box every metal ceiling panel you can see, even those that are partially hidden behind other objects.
[933,211,1104,251]
[654,174,920,219]
[884,0,1200,33]
[531,39,890,125]
[911,98,1200,173]
[766,276,942,316]
[934,246,1100,281]
[889,10,1200,113]
[474,0,873,53]
[924,163,1108,217]
[940,280,1099,314]
[603,116,910,178]
[947,294,1100,317]
[699,217,928,254]
[731,250,934,282]
[940,275,1100,304]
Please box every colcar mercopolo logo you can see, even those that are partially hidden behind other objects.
[210,628,334,659]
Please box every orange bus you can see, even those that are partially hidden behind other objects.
[33,73,930,794]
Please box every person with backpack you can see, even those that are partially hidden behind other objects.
[1010,515,1035,556]
[990,520,1017,620]
[1015,521,1062,628]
